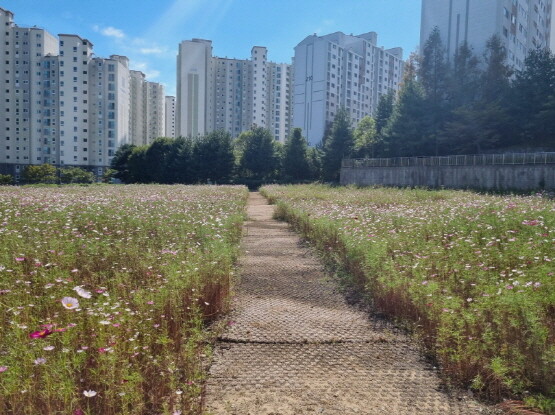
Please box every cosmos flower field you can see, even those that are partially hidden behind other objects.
[0,185,247,415]
[262,184,554,408]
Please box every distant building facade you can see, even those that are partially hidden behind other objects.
[421,0,553,70]
[0,7,163,181]
[176,39,292,142]
[293,32,404,146]
[165,96,176,138]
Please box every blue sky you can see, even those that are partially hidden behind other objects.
[5,0,422,96]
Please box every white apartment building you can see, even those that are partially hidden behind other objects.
[176,39,293,142]
[421,0,553,70]
[176,39,213,137]
[128,70,165,146]
[146,81,165,142]
[129,70,147,146]
[0,7,59,176]
[165,96,176,138]
[57,34,93,167]
[89,55,131,172]
[0,7,163,180]
[293,32,404,146]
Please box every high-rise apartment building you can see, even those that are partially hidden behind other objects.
[176,39,293,142]
[0,7,163,180]
[146,81,165,142]
[0,7,59,174]
[128,70,165,146]
[129,70,147,146]
[293,32,404,146]
[89,55,131,171]
[165,96,176,138]
[421,0,553,70]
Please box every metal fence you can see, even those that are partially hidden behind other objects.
[342,153,555,168]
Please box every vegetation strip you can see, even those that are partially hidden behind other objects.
[261,184,554,414]
[0,185,247,415]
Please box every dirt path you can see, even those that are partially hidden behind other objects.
[204,192,486,414]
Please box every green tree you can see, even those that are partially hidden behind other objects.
[127,146,149,183]
[192,131,235,183]
[447,42,481,108]
[238,127,280,181]
[511,48,555,149]
[375,90,395,138]
[144,137,175,183]
[419,27,449,103]
[110,144,136,183]
[419,27,449,155]
[440,103,510,154]
[101,168,116,183]
[0,174,14,185]
[322,108,354,182]
[22,164,58,184]
[307,146,322,181]
[382,79,429,157]
[353,116,378,158]
[60,167,95,184]
[481,35,512,103]
[282,128,311,182]
[169,137,194,184]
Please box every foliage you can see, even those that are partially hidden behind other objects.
[237,127,280,181]
[382,79,429,156]
[282,128,311,181]
[0,185,248,414]
[353,116,378,158]
[101,169,117,184]
[59,167,95,184]
[192,131,235,184]
[321,108,354,182]
[22,164,58,184]
[511,49,555,149]
[0,174,13,185]
[375,31,555,158]
[110,144,136,183]
[262,184,555,407]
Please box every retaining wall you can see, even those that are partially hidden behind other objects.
[340,164,555,191]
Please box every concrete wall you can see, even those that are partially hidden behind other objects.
[341,164,555,191]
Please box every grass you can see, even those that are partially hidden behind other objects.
[0,185,248,415]
[261,184,554,413]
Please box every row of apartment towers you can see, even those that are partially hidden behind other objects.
[0,8,169,179]
[0,6,405,178]
[2,0,553,178]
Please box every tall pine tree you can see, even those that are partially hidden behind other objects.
[322,108,354,182]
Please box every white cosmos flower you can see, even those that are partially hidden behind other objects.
[73,286,92,299]
[61,297,79,310]
[83,390,97,397]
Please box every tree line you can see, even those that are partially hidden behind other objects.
[110,128,323,186]
[370,29,555,157]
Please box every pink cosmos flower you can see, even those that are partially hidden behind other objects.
[29,329,53,339]
[0,366,7,373]
[15,257,25,262]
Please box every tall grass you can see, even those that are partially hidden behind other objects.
[261,184,554,413]
[0,185,247,415]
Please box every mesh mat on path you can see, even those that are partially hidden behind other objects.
[203,193,487,415]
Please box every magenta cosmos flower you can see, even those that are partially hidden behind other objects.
[29,329,53,339]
